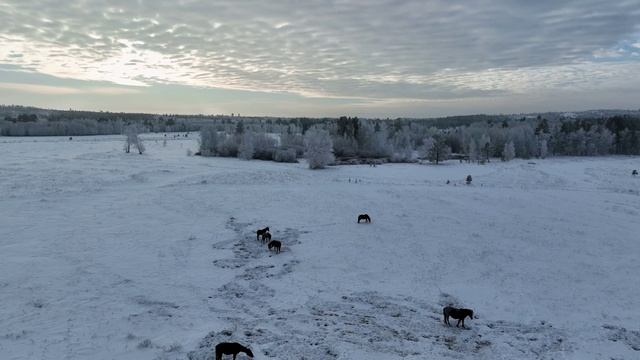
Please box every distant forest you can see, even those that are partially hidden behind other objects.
[1,106,639,161]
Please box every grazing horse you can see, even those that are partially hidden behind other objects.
[633,169,638,176]
[262,232,272,243]
[357,214,371,223]
[256,227,270,241]
[215,342,254,360]
[268,240,282,254]
[443,306,474,328]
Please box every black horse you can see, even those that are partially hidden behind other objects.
[633,169,638,176]
[256,227,270,241]
[357,214,371,223]
[443,306,474,328]
[262,232,272,243]
[215,342,254,360]
[268,240,282,254]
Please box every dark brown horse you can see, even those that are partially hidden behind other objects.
[357,214,371,223]
[443,306,474,328]
[256,227,270,241]
[268,240,281,254]
[262,232,271,243]
[215,342,254,360]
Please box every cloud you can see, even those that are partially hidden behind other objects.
[0,82,83,95]
[0,0,639,103]
[0,81,141,95]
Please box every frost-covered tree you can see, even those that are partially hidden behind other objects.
[216,134,240,157]
[199,125,219,156]
[422,137,434,158]
[238,132,255,160]
[391,126,414,162]
[468,138,479,163]
[332,135,358,157]
[502,140,515,161]
[479,133,491,162]
[280,126,304,156]
[423,134,451,164]
[357,121,392,158]
[252,132,278,160]
[124,125,145,154]
[538,138,548,158]
[304,126,334,169]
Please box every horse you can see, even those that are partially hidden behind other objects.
[256,227,270,241]
[268,240,281,254]
[357,214,371,223]
[443,306,474,328]
[215,342,254,360]
[633,169,638,176]
[262,232,272,243]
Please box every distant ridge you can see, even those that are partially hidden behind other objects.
[1,104,639,122]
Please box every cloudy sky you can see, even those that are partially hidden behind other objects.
[1,0,639,117]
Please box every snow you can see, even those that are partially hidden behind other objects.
[1,134,639,359]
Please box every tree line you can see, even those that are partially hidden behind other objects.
[197,115,640,167]
[1,106,638,164]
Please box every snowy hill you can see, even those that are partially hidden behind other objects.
[1,134,639,359]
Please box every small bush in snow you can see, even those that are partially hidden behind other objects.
[165,343,182,352]
[274,148,297,162]
[137,339,153,349]
[252,132,277,160]
[216,134,240,157]
[304,126,334,169]
[29,299,45,308]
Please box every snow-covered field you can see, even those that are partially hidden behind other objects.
[1,134,639,360]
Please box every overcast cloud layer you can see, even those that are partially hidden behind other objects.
[1,0,639,116]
